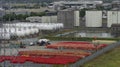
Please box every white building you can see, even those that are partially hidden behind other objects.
[26,16,42,22]
[86,11,102,27]
[41,16,57,23]
[107,11,120,27]
[26,16,57,23]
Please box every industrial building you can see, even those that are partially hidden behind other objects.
[85,10,120,28]
[41,16,57,23]
[112,1,120,8]
[57,9,80,29]
[26,16,57,23]
[49,1,103,10]
[26,16,42,22]
[111,24,120,37]
[86,11,102,27]
[107,11,120,27]
[5,7,55,15]
[0,8,5,17]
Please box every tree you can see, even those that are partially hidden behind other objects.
[3,13,16,21]
[30,12,46,16]
[30,12,38,16]
[2,12,46,21]
[80,8,88,17]
[16,14,29,20]
[38,12,46,16]
[34,3,41,8]
[96,5,104,10]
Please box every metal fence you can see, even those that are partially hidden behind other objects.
[0,41,120,67]
[0,61,67,67]
[70,41,120,67]
[0,61,53,67]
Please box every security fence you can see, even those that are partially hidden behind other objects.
[71,41,120,67]
[0,41,120,67]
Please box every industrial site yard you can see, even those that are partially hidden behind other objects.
[0,46,47,55]
[0,0,120,67]
[0,39,117,67]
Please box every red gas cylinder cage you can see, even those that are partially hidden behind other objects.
[18,50,91,57]
[0,42,107,65]
[0,55,82,65]
[16,49,92,64]
[46,42,96,50]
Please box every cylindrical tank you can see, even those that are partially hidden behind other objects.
[107,11,120,27]
[74,11,80,26]
[86,11,102,27]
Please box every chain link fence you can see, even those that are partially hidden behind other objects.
[70,41,120,67]
[0,41,120,67]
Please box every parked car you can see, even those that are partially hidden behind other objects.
[37,39,50,46]
[30,42,35,46]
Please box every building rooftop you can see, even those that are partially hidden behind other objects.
[51,1,103,4]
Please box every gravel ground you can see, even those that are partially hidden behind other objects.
[0,45,54,55]
[0,40,91,56]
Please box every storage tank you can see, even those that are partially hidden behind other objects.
[86,11,102,27]
[0,32,11,39]
[3,33,11,39]
[107,11,120,27]
[34,28,39,33]
[6,28,16,34]
[0,28,16,39]
[15,28,26,37]
[74,11,80,26]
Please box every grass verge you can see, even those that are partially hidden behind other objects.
[83,47,120,67]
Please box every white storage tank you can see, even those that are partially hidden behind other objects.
[34,28,39,33]
[0,32,11,39]
[86,11,102,27]
[74,11,80,26]
[4,33,11,39]
[107,11,120,27]
[15,28,26,37]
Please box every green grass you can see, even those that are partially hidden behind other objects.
[83,47,120,67]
